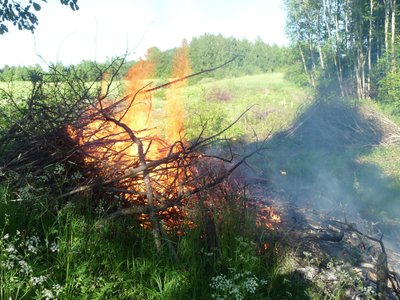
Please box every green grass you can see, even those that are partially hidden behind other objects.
[2,72,400,299]
[149,72,311,142]
[0,183,315,299]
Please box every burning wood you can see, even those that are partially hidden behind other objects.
[67,42,198,235]
[257,205,282,229]
[0,47,261,258]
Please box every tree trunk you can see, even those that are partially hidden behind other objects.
[317,14,325,69]
[391,0,396,69]
[308,33,317,75]
[298,43,315,88]
[385,0,390,51]
[334,3,345,97]
[367,0,374,96]
[323,0,343,94]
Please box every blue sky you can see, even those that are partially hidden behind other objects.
[0,0,288,68]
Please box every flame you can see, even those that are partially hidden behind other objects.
[122,55,164,160]
[68,42,195,234]
[165,39,192,143]
[68,41,282,236]
[256,205,282,230]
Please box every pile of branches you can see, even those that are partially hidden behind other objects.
[0,57,263,257]
[284,100,400,149]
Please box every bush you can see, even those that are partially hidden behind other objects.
[377,70,400,110]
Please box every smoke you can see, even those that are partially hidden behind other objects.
[246,99,400,250]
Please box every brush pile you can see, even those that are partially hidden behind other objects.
[284,100,400,149]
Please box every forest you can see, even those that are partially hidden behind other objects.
[285,0,399,104]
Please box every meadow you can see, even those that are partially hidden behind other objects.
[1,72,400,299]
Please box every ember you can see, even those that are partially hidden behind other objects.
[67,41,195,233]
[256,205,282,229]
[66,44,253,239]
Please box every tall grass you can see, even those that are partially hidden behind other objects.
[0,178,315,299]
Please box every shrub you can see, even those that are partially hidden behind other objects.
[377,70,400,110]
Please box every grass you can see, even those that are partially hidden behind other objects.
[2,71,400,298]
[0,183,315,299]
[150,72,311,142]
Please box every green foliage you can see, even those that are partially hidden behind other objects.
[189,34,288,81]
[0,0,78,34]
[284,0,400,99]
[0,34,289,84]
[0,64,43,81]
[0,175,311,299]
[377,69,400,109]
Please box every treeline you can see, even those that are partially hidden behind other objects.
[0,34,289,82]
[0,60,135,82]
[285,0,399,104]
[189,34,288,78]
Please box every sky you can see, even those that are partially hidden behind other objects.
[0,0,288,68]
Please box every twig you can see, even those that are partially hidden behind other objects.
[330,220,400,299]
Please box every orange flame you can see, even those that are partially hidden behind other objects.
[165,39,192,143]
[256,205,282,230]
[68,43,195,234]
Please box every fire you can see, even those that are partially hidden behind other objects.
[165,39,191,143]
[68,40,195,234]
[68,40,281,236]
[256,205,282,230]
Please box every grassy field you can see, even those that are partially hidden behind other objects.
[175,73,309,140]
[1,72,400,299]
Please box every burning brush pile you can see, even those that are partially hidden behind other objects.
[0,44,280,245]
[65,46,198,234]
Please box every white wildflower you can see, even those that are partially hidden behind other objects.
[52,283,63,296]
[50,242,59,253]
[26,236,40,254]
[243,276,258,294]
[5,244,17,254]
[18,260,32,275]
[5,260,15,270]
[30,275,48,286]
[42,288,54,300]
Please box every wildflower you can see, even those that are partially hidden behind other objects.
[52,283,63,296]
[42,288,54,300]
[5,260,15,270]
[50,242,59,253]
[18,260,32,275]
[26,236,40,254]
[243,276,258,294]
[210,270,265,300]
[3,233,9,240]
[5,244,17,254]
[30,275,48,286]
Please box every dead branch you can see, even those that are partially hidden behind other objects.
[100,143,264,221]
[141,55,239,94]
[330,220,400,299]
